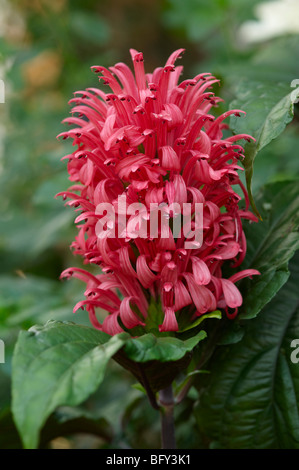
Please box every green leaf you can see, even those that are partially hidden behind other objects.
[11,320,125,449]
[113,330,207,393]
[230,80,299,217]
[238,180,299,319]
[194,252,299,449]
[122,331,207,363]
[180,311,221,333]
[11,319,208,448]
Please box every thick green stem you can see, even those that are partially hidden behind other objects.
[159,385,176,449]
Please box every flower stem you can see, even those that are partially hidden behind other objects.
[159,385,176,449]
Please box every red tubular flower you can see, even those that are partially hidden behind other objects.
[57,49,260,335]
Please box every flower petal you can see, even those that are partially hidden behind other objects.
[159,307,179,332]
[184,273,217,314]
[174,281,192,310]
[220,278,243,308]
[191,257,211,285]
[102,312,123,335]
[136,255,157,288]
[160,146,180,170]
[119,297,145,329]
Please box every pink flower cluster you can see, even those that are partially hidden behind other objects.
[57,49,259,335]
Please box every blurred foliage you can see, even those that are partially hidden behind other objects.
[0,0,299,449]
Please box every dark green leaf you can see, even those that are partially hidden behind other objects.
[230,81,299,216]
[180,311,221,333]
[195,252,299,449]
[113,331,207,393]
[122,331,207,363]
[239,180,299,319]
[12,320,125,449]
[11,320,207,448]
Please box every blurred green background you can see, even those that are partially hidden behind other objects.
[1,0,299,449]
